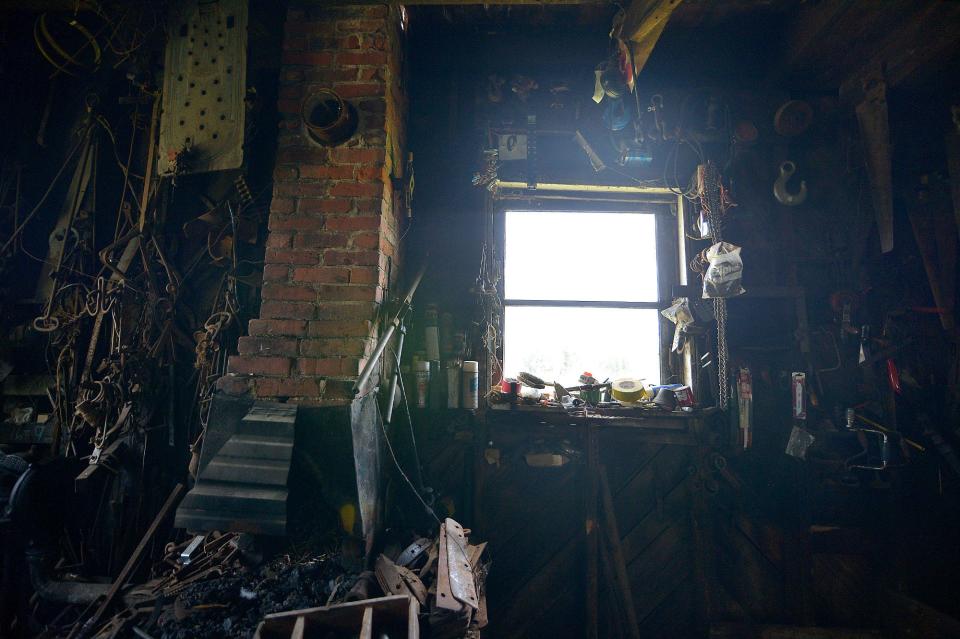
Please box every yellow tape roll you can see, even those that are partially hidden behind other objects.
[611,378,649,403]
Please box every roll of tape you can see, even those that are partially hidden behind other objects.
[611,378,648,403]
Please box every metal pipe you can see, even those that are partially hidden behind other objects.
[383,324,406,424]
[353,261,427,396]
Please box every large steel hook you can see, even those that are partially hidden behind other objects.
[773,160,807,206]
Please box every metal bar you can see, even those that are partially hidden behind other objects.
[383,324,406,424]
[353,261,427,396]
[75,484,185,638]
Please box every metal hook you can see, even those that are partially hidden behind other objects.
[773,160,807,206]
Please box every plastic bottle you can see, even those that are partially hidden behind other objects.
[461,361,479,409]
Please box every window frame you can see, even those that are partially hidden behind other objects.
[493,189,683,386]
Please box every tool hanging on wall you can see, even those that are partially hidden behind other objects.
[773,161,808,206]
[736,368,752,449]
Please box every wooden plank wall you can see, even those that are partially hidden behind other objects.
[430,424,882,638]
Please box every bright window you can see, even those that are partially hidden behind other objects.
[502,209,662,387]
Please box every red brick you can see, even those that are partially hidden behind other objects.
[253,378,280,397]
[315,302,377,321]
[335,20,383,34]
[277,99,301,115]
[351,232,379,250]
[324,249,379,267]
[276,182,328,198]
[228,355,291,376]
[316,284,377,302]
[273,166,298,182]
[330,148,385,165]
[355,165,383,181]
[308,320,372,338]
[265,248,319,265]
[333,83,383,99]
[297,358,341,376]
[260,300,316,320]
[285,20,333,36]
[277,147,329,164]
[292,266,350,284]
[299,165,354,180]
[339,358,363,376]
[261,284,317,302]
[276,377,325,397]
[263,264,290,282]
[329,181,383,198]
[342,34,361,49]
[300,338,368,358]
[357,67,384,82]
[270,197,296,214]
[282,51,335,67]
[326,216,381,232]
[304,68,358,83]
[349,266,379,285]
[283,35,307,51]
[216,374,252,395]
[237,336,299,357]
[248,319,308,337]
[363,32,387,51]
[354,198,386,215]
[266,232,293,249]
[293,231,349,250]
[298,198,351,214]
[281,68,304,83]
[269,216,325,232]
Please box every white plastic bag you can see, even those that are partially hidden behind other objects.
[703,241,745,298]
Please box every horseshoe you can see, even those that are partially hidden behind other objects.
[773,160,807,206]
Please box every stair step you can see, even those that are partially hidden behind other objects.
[201,456,291,485]
[180,481,287,514]
[219,435,293,460]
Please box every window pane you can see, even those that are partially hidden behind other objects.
[504,210,659,302]
[503,306,661,387]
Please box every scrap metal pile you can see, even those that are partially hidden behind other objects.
[74,519,488,639]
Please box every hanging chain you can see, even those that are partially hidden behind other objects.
[701,162,730,410]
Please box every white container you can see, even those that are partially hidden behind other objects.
[414,360,430,408]
[446,362,461,409]
[461,361,479,409]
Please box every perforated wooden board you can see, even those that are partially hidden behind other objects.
[158,0,247,175]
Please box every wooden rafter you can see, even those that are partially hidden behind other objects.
[621,0,684,74]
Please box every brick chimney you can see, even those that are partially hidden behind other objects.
[219,3,406,405]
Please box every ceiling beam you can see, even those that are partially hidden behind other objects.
[321,1,606,5]
[621,0,683,73]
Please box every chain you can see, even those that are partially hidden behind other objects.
[701,162,730,410]
[714,297,729,409]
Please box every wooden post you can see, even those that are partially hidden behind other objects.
[584,427,599,639]
[599,465,642,639]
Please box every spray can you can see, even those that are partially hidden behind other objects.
[446,361,461,408]
[414,360,430,408]
[461,361,479,409]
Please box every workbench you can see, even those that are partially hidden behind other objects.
[470,404,723,639]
